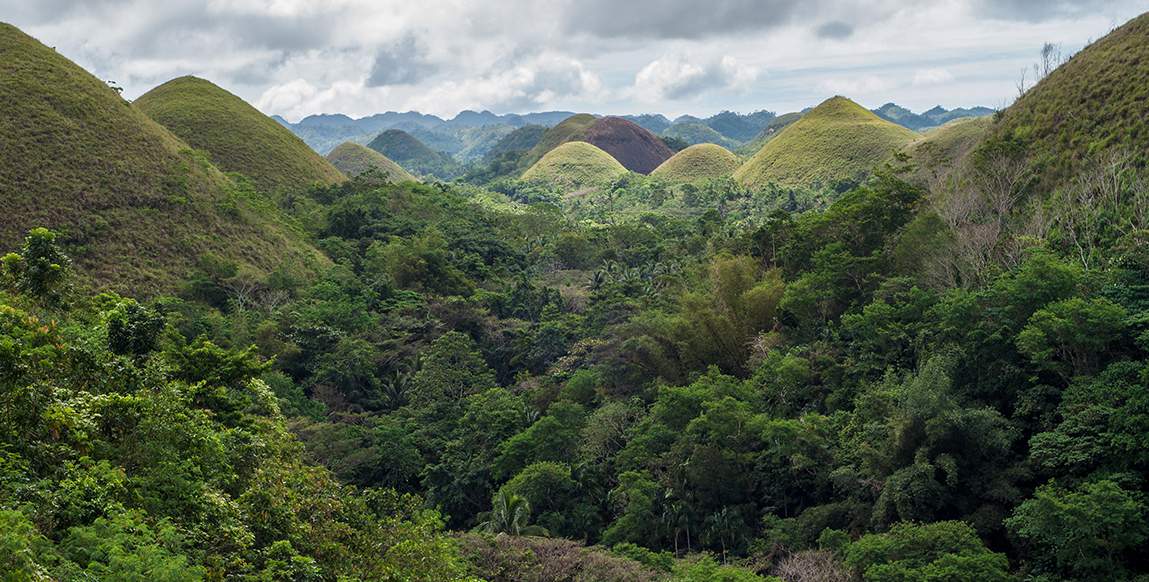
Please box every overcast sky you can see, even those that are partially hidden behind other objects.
[4,0,1146,121]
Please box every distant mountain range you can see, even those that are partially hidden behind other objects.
[277,103,994,162]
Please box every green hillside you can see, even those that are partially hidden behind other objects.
[135,76,345,196]
[988,11,1149,188]
[904,116,992,182]
[737,111,803,156]
[521,141,627,189]
[735,96,918,190]
[651,143,742,183]
[0,22,327,293]
[484,124,546,161]
[521,113,598,167]
[367,129,460,179]
[662,122,739,149]
[326,141,418,184]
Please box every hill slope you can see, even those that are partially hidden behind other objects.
[735,97,917,189]
[521,141,627,189]
[988,12,1149,188]
[367,129,460,179]
[652,144,742,183]
[326,142,418,184]
[904,117,992,183]
[135,76,345,195]
[580,117,675,174]
[522,114,599,167]
[0,23,327,292]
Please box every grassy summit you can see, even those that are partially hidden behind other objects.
[521,141,627,189]
[522,114,599,168]
[988,11,1149,188]
[367,129,459,179]
[327,142,418,184]
[135,76,345,196]
[735,97,917,189]
[652,143,742,183]
[0,22,326,293]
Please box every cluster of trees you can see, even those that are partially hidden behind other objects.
[6,143,1149,579]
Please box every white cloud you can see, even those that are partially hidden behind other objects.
[913,68,956,86]
[633,54,759,102]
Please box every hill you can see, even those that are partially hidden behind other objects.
[367,129,460,179]
[874,102,995,131]
[734,96,918,190]
[581,117,675,174]
[651,143,742,183]
[522,113,599,167]
[662,122,739,149]
[521,141,627,189]
[135,76,345,196]
[737,111,803,156]
[904,117,992,183]
[326,142,418,184]
[988,12,1149,188]
[0,23,326,292]
[484,125,546,162]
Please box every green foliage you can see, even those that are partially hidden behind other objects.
[1005,479,1148,580]
[1015,297,1127,379]
[474,490,548,536]
[106,298,165,357]
[844,521,1013,582]
[411,331,496,407]
[1,227,70,303]
[671,554,775,582]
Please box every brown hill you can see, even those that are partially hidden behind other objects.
[582,117,674,174]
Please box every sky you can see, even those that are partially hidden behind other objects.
[3,0,1146,121]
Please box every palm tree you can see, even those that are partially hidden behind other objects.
[473,491,549,536]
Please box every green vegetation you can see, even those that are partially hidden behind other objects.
[735,97,917,190]
[521,141,628,189]
[135,76,345,196]
[326,141,418,184]
[367,129,461,179]
[6,10,1149,582]
[737,112,803,156]
[0,23,327,294]
[652,144,742,183]
[663,122,739,149]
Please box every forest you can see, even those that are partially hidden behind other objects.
[3,7,1149,582]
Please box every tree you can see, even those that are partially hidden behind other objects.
[474,490,548,536]
[1005,479,1148,580]
[2,227,71,302]
[1015,296,1127,380]
[410,331,496,407]
[106,299,165,357]
[844,521,1013,582]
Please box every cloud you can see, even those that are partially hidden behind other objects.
[634,55,759,101]
[975,0,1123,22]
[818,75,893,96]
[913,68,955,86]
[816,21,854,39]
[367,34,438,86]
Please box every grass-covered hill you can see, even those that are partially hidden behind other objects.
[522,113,599,168]
[135,76,345,196]
[662,122,739,150]
[0,22,327,293]
[580,116,675,175]
[367,128,460,180]
[651,143,742,183]
[988,11,1149,188]
[904,116,992,183]
[735,96,918,190]
[484,124,547,162]
[521,141,627,189]
[326,142,418,184]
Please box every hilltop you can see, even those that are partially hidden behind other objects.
[0,23,326,292]
[734,96,918,190]
[987,11,1149,188]
[581,117,674,174]
[521,141,627,189]
[652,143,742,183]
[367,129,460,179]
[326,142,418,184]
[135,76,345,196]
[522,114,600,168]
